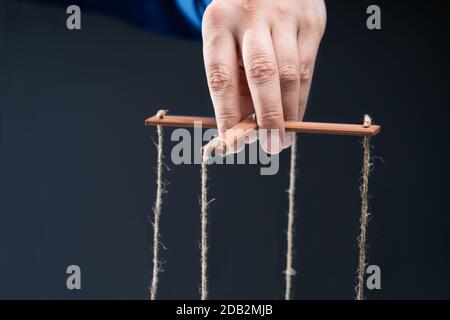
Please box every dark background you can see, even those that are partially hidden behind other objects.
[0,0,449,299]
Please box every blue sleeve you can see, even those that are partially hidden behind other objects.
[174,0,211,36]
[32,0,212,39]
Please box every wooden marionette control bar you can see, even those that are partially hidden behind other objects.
[145,113,381,137]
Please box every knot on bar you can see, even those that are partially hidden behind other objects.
[156,109,167,119]
[363,114,372,128]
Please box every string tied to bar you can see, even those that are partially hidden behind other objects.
[199,135,232,300]
[200,148,211,300]
[150,109,167,300]
[356,114,373,300]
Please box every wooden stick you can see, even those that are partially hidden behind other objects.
[145,114,381,137]
[222,115,258,146]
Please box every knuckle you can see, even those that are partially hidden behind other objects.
[202,4,227,30]
[216,109,240,129]
[301,9,319,29]
[284,115,298,122]
[239,0,258,14]
[279,64,299,90]
[300,59,313,80]
[275,3,288,16]
[258,109,283,127]
[247,53,278,85]
[207,64,235,94]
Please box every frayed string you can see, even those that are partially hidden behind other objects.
[356,114,373,300]
[150,110,167,300]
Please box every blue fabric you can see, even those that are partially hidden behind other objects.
[175,0,211,32]
[32,0,212,39]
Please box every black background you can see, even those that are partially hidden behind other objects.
[0,0,449,299]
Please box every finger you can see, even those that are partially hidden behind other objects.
[203,16,241,135]
[238,59,254,118]
[272,21,300,148]
[241,24,285,154]
[238,62,258,145]
[297,24,322,121]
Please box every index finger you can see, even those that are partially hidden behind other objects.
[203,26,241,135]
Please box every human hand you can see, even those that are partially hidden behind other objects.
[202,0,326,153]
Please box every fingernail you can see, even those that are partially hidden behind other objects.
[234,139,245,153]
[244,129,258,145]
[214,139,227,156]
[261,130,283,155]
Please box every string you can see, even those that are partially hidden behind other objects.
[150,109,166,300]
[198,137,228,300]
[200,158,209,300]
[148,111,376,300]
[285,135,298,300]
[356,114,372,300]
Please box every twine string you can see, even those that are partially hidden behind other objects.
[356,114,372,300]
[150,110,166,300]
[200,158,209,300]
[285,135,298,300]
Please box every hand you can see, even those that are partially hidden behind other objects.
[202,0,326,153]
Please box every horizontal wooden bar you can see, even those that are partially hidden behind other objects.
[145,114,381,137]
